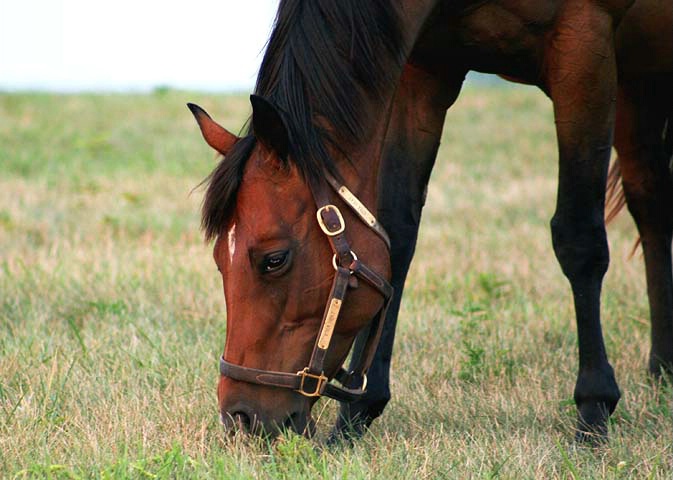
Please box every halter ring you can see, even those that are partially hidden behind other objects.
[332,251,358,271]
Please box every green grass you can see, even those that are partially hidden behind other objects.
[1,87,671,478]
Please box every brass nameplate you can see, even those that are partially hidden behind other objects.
[317,298,342,350]
[338,186,377,227]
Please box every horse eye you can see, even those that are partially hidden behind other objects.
[261,251,290,274]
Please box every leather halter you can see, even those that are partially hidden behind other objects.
[219,171,393,402]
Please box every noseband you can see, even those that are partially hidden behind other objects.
[219,171,393,402]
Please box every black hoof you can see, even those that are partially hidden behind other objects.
[648,356,673,379]
[573,397,618,445]
[574,411,609,444]
[328,413,372,445]
[572,364,620,443]
[574,428,609,445]
[328,395,389,444]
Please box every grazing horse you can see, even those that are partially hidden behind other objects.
[189,0,673,440]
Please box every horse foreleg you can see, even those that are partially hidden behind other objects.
[331,65,465,440]
[546,3,622,442]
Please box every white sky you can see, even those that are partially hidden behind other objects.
[0,0,279,91]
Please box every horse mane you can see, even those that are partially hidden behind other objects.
[201,0,405,241]
[201,136,256,241]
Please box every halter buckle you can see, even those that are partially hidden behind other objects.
[316,205,345,236]
[296,368,328,397]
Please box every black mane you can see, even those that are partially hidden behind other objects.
[202,0,405,240]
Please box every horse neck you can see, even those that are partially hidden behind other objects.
[333,97,398,214]
[335,0,445,203]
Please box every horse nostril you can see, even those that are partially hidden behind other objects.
[230,410,252,432]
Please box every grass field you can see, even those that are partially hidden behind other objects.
[1,86,672,479]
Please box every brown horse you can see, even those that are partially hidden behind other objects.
[189,0,673,440]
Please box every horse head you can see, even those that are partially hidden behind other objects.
[189,97,392,436]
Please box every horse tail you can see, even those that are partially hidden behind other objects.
[605,157,626,225]
[605,110,673,256]
[605,157,643,256]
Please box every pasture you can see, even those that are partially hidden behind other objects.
[1,86,671,478]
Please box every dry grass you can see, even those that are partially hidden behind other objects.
[1,87,671,478]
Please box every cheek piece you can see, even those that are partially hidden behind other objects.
[219,171,393,401]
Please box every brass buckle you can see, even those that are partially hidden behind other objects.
[296,368,328,397]
[316,205,345,236]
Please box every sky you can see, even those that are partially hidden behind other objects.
[0,0,279,92]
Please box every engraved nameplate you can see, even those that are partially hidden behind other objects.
[317,298,342,350]
[339,186,377,226]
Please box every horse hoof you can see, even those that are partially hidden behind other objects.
[574,402,611,444]
[574,424,608,445]
[648,357,673,379]
[327,421,368,445]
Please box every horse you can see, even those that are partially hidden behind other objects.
[188,0,673,441]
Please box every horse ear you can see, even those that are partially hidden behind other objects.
[250,94,289,159]
[187,103,238,155]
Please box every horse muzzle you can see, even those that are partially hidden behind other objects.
[219,381,314,437]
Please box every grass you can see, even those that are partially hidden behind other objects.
[1,86,672,478]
